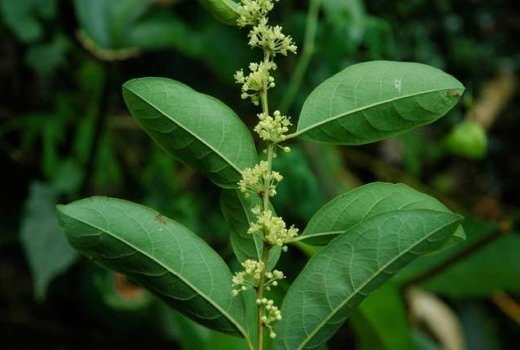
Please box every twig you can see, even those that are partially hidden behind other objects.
[279,0,321,113]
[403,229,508,288]
[79,63,114,195]
[491,292,520,327]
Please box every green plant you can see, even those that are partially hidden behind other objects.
[56,1,466,349]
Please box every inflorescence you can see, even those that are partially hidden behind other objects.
[231,0,298,340]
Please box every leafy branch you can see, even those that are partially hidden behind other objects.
[56,1,466,349]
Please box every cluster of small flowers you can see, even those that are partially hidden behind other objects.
[238,161,283,196]
[254,110,292,144]
[248,207,299,247]
[264,269,285,291]
[231,260,285,296]
[256,298,282,338]
[237,0,277,27]
[231,259,265,296]
[234,61,276,106]
[248,18,297,56]
[235,0,296,105]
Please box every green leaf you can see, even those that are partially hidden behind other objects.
[126,12,205,54]
[123,77,257,189]
[56,197,250,339]
[220,190,263,262]
[299,182,465,246]
[321,0,366,45]
[296,61,464,145]
[25,34,70,77]
[199,0,241,26]
[73,0,149,49]
[274,210,462,350]
[352,283,413,350]
[20,182,78,300]
[204,330,252,350]
[220,190,281,269]
[395,218,520,297]
[0,0,57,43]
[421,233,520,297]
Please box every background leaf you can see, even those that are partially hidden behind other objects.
[351,283,413,350]
[0,0,57,43]
[395,219,520,297]
[296,60,464,145]
[275,210,462,350]
[421,233,520,297]
[123,77,257,189]
[299,182,464,246]
[19,182,78,300]
[220,190,264,263]
[73,0,149,50]
[57,197,249,338]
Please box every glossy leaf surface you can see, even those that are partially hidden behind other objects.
[57,197,249,338]
[296,61,464,145]
[123,77,257,188]
[299,182,465,246]
[275,210,462,349]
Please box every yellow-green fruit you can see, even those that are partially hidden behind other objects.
[199,0,241,25]
[443,120,487,159]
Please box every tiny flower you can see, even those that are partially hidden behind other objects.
[248,209,299,246]
[257,297,282,335]
[234,61,277,105]
[238,161,283,197]
[248,18,297,56]
[237,0,278,27]
[254,110,293,143]
[231,259,265,295]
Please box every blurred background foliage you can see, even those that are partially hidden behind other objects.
[1,0,519,349]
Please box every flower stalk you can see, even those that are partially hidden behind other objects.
[230,1,298,348]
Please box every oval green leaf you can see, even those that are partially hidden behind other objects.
[299,182,465,246]
[275,210,463,350]
[57,197,250,339]
[123,77,257,189]
[199,0,241,25]
[296,61,465,145]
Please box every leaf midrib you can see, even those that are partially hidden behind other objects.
[295,214,460,349]
[127,86,243,176]
[65,209,248,338]
[296,230,343,242]
[296,87,462,136]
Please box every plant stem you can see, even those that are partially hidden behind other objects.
[256,243,271,350]
[255,47,277,350]
[279,0,321,113]
[80,62,113,195]
[403,228,509,288]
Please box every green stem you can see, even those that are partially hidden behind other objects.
[80,62,113,195]
[256,47,276,350]
[256,243,271,350]
[403,228,509,288]
[279,0,321,113]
